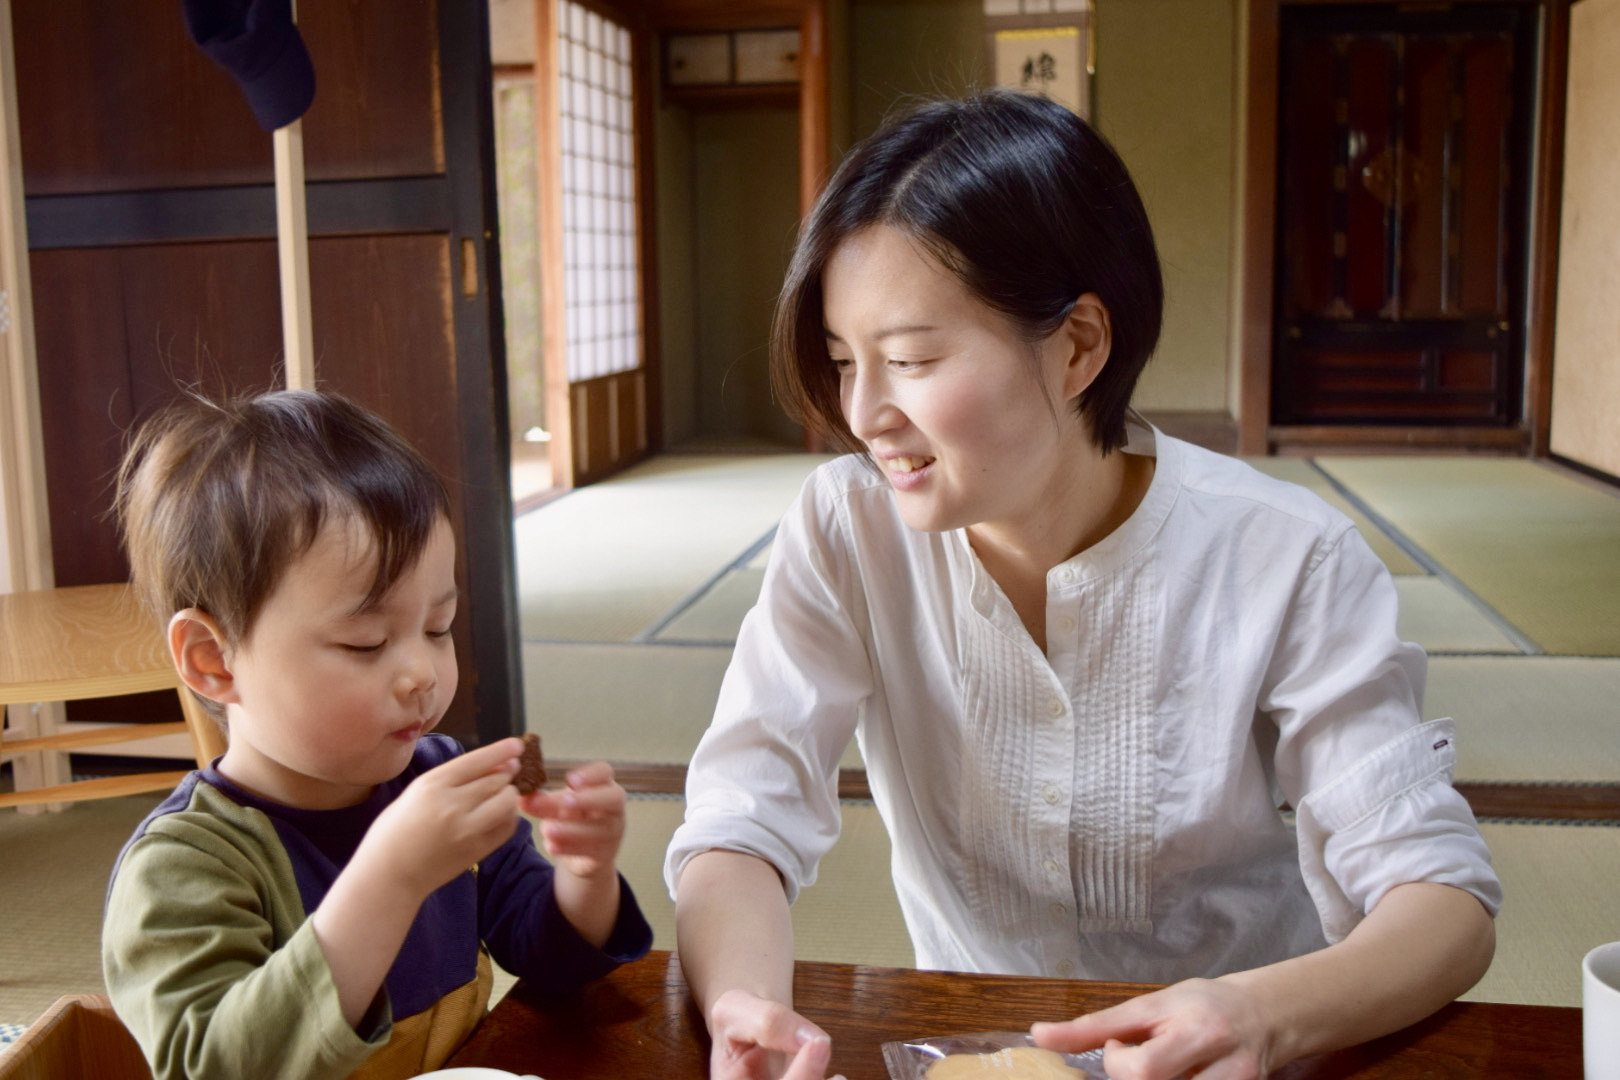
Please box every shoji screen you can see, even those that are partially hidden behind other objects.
[538,0,648,486]
[556,1,640,383]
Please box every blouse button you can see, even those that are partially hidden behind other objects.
[1043,858,1061,874]
[1042,783,1061,805]
[1058,568,1075,584]
[1057,616,1076,633]
[1047,698,1066,718]
[1057,958,1077,977]
[1050,902,1068,916]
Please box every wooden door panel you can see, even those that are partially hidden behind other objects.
[14,0,442,194]
[33,243,282,589]
[30,249,134,589]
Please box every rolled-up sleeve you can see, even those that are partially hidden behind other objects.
[664,469,874,904]
[1263,526,1502,943]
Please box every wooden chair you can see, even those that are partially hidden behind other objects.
[0,994,152,1080]
[0,583,226,811]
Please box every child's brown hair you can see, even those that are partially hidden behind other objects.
[115,389,451,718]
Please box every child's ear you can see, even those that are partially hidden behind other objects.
[168,609,238,706]
[1058,292,1113,404]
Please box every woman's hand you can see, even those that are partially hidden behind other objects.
[1032,978,1271,1080]
[1031,883,1496,1080]
[707,989,843,1080]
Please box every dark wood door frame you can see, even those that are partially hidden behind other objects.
[1236,0,1570,456]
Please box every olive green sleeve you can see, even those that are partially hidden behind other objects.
[103,809,390,1080]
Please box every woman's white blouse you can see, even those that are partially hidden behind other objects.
[664,422,1501,982]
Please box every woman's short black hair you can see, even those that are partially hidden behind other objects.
[771,89,1163,455]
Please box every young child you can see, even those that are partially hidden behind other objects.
[104,389,652,1080]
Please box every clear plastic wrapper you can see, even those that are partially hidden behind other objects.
[880,1030,1110,1080]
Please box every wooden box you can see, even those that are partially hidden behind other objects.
[0,996,151,1080]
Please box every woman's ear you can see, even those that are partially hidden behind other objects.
[1057,293,1113,404]
[168,609,237,706]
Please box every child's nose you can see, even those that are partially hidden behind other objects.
[394,644,438,698]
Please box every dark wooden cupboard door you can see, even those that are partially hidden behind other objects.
[1273,5,1535,427]
[17,0,520,746]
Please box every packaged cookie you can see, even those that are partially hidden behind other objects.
[880,1031,1109,1080]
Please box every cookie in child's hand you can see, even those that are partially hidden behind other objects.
[514,732,547,795]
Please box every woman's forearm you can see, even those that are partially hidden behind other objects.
[674,849,798,1017]
[1222,881,1495,1066]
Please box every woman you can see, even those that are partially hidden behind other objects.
[664,90,1499,1080]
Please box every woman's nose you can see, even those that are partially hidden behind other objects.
[843,364,900,444]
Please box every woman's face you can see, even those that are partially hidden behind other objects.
[823,225,1104,538]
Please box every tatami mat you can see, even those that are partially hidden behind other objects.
[617,797,914,970]
[1393,577,1522,655]
[0,793,164,1026]
[1464,821,1620,1007]
[514,454,827,643]
[1315,457,1620,656]
[1242,457,1424,576]
[522,642,732,763]
[1430,656,1620,783]
[654,567,767,644]
[522,639,864,770]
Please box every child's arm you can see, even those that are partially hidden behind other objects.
[519,760,627,946]
[1032,881,1494,1078]
[311,737,526,1028]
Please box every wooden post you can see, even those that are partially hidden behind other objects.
[0,0,70,811]
[275,2,315,391]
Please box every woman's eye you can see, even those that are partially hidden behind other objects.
[428,628,452,640]
[340,642,385,654]
[888,358,925,372]
[830,356,853,372]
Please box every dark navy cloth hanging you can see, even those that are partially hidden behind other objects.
[182,0,315,131]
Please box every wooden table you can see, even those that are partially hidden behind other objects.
[449,950,1581,1078]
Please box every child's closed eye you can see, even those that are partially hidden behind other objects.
[338,641,386,653]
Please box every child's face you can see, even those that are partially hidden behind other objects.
[216,513,460,809]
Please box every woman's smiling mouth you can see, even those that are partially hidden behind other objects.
[881,454,936,490]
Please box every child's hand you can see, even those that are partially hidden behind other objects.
[520,760,627,881]
[521,761,626,947]
[360,738,524,902]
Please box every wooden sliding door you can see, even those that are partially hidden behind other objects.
[15,0,520,744]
